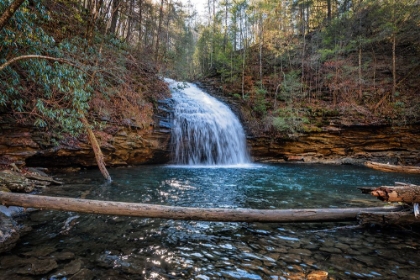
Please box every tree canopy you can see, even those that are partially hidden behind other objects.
[1,0,419,139]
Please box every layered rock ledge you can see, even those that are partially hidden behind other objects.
[0,100,173,168]
[248,124,420,165]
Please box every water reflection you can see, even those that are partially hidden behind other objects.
[1,164,420,279]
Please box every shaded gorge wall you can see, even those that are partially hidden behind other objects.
[0,100,173,168]
[0,100,419,168]
[249,124,420,165]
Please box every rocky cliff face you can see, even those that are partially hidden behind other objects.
[1,101,419,168]
[196,81,420,167]
[0,100,173,168]
[248,124,420,166]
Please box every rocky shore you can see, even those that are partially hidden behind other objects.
[0,167,62,253]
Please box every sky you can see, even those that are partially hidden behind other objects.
[181,0,208,15]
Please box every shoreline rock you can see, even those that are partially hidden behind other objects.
[0,166,59,253]
[0,206,34,254]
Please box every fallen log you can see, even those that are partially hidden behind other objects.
[364,161,420,174]
[0,192,402,223]
[358,211,420,226]
[359,184,420,203]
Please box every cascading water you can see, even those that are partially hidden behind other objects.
[166,78,250,165]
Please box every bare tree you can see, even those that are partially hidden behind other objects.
[155,0,165,62]
[110,0,120,34]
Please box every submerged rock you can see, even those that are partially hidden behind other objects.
[50,251,76,261]
[69,268,95,280]
[50,259,83,278]
[0,212,20,253]
[15,258,58,275]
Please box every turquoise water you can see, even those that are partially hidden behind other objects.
[2,164,420,279]
[93,163,420,209]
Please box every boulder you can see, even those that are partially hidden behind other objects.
[0,170,34,192]
[0,212,20,253]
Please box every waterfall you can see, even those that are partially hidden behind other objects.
[166,78,250,165]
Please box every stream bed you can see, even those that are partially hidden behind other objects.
[1,164,420,279]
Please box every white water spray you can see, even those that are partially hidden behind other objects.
[166,78,250,165]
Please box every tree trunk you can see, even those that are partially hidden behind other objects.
[143,4,149,47]
[239,9,246,99]
[258,14,263,88]
[223,0,228,53]
[326,0,332,22]
[126,0,134,42]
[0,192,402,223]
[358,46,362,99]
[109,0,120,34]
[86,0,100,46]
[391,32,396,102]
[163,0,171,60]
[391,0,396,102]
[137,0,143,50]
[360,184,420,203]
[0,0,26,31]
[155,0,165,62]
[79,115,111,182]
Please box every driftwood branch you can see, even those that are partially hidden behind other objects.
[364,161,420,174]
[0,192,402,223]
[360,184,420,203]
[80,115,111,182]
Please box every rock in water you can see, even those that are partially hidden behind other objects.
[0,170,34,192]
[0,212,20,253]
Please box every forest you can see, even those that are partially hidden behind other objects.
[1,0,419,140]
[2,1,420,278]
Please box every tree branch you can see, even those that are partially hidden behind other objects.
[0,55,77,72]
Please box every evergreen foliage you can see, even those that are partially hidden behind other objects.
[191,0,420,136]
[0,0,89,134]
[0,0,169,138]
[1,0,419,140]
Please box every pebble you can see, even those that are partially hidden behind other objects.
[319,246,342,254]
[288,248,312,256]
[307,270,328,280]
[69,268,95,280]
[16,258,58,275]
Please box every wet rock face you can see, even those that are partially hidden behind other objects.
[249,124,420,165]
[1,102,419,167]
